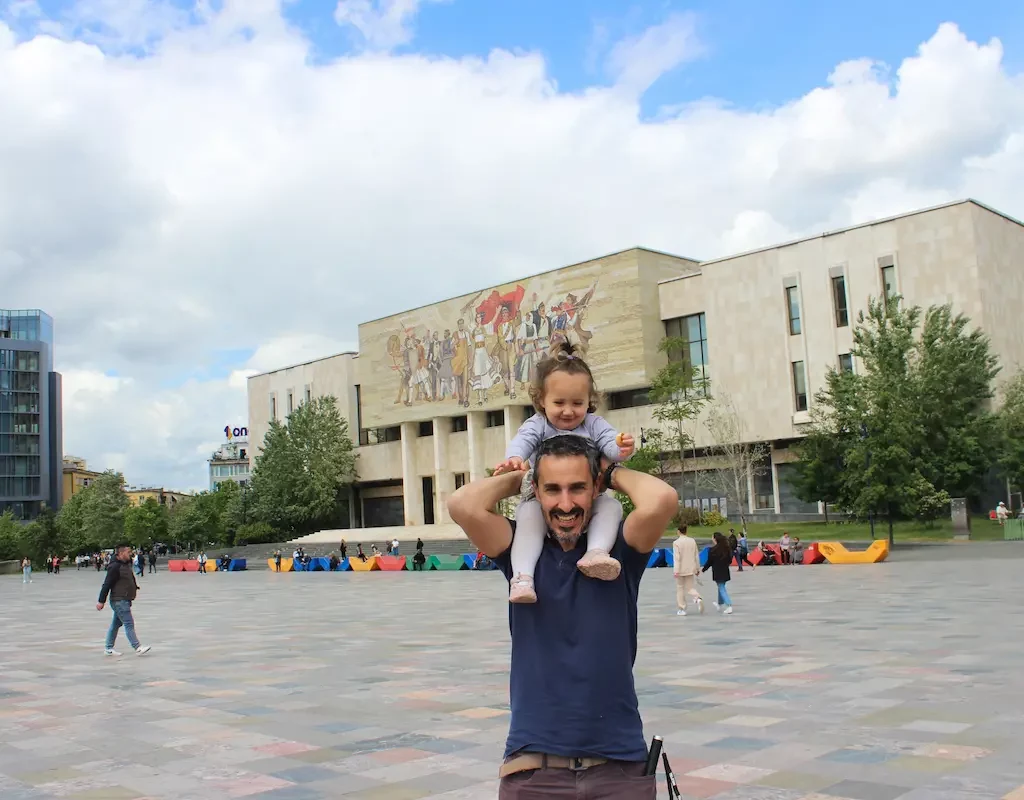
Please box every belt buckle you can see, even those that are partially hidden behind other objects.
[568,757,586,773]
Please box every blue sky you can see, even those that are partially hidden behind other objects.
[288,0,1024,115]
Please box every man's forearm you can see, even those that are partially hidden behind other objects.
[610,467,679,551]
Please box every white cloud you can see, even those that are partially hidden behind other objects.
[1,11,1023,492]
[605,12,704,95]
[334,0,447,51]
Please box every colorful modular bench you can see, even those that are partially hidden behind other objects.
[168,558,247,572]
[170,541,890,574]
[646,538,889,569]
[264,553,500,571]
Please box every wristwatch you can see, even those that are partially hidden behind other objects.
[602,462,620,492]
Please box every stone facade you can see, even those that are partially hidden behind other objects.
[247,200,1024,530]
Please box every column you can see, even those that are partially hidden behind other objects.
[433,417,452,524]
[746,462,755,515]
[503,405,521,451]
[770,459,781,515]
[468,410,485,482]
[348,485,358,529]
[400,422,424,526]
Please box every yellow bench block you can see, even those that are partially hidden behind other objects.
[817,539,889,564]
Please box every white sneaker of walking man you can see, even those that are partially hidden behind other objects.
[96,543,152,656]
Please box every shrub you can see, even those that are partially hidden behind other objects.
[674,506,701,528]
[702,509,726,527]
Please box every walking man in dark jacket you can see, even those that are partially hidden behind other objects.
[96,544,152,656]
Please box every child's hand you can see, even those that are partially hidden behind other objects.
[616,433,635,459]
[493,456,525,476]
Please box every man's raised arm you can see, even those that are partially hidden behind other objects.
[610,467,679,554]
[447,470,524,558]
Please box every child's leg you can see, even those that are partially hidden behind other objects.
[509,498,544,604]
[577,493,623,581]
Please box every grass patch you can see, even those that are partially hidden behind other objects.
[681,516,1005,543]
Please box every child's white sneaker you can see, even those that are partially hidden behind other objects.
[576,549,621,581]
[509,574,537,604]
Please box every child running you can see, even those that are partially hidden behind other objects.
[493,342,634,603]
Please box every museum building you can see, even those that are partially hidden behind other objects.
[247,200,1024,530]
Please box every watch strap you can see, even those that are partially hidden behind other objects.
[603,463,618,491]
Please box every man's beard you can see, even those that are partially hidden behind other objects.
[547,506,587,545]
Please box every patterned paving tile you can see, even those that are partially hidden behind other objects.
[3,547,1024,798]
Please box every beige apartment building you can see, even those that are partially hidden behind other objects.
[247,200,1024,532]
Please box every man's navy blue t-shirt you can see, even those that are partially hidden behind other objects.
[493,520,650,762]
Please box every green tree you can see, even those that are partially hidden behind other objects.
[998,370,1024,495]
[80,472,130,548]
[56,489,89,554]
[649,337,708,509]
[913,304,1000,498]
[251,396,358,535]
[805,297,977,542]
[211,480,245,545]
[792,375,857,524]
[0,511,23,561]
[169,492,221,549]
[124,498,169,549]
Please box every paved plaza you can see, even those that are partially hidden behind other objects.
[2,545,1024,800]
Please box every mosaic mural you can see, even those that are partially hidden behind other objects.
[357,253,660,427]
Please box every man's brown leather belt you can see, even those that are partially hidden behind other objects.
[499,752,608,778]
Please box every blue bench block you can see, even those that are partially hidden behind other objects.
[463,553,498,569]
[647,549,667,568]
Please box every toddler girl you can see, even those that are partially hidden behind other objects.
[493,342,634,603]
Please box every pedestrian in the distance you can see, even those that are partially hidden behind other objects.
[148,550,156,574]
[702,532,735,615]
[198,550,208,573]
[672,524,703,616]
[96,543,151,656]
[21,556,32,583]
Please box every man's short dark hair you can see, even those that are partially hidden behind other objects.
[532,435,601,485]
[115,543,131,551]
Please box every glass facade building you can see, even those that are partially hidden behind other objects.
[0,310,62,519]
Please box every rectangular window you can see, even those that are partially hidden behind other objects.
[454,473,467,490]
[663,312,709,390]
[756,494,774,510]
[786,286,801,335]
[838,353,854,374]
[485,410,504,428]
[451,415,468,433]
[270,394,276,420]
[358,426,401,446]
[418,420,434,437]
[879,256,897,298]
[792,361,808,412]
[607,388,651,410]
[882,266,896,298]
[832,275,849,327]
[287,390,293,415]
[304,384,311,404]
